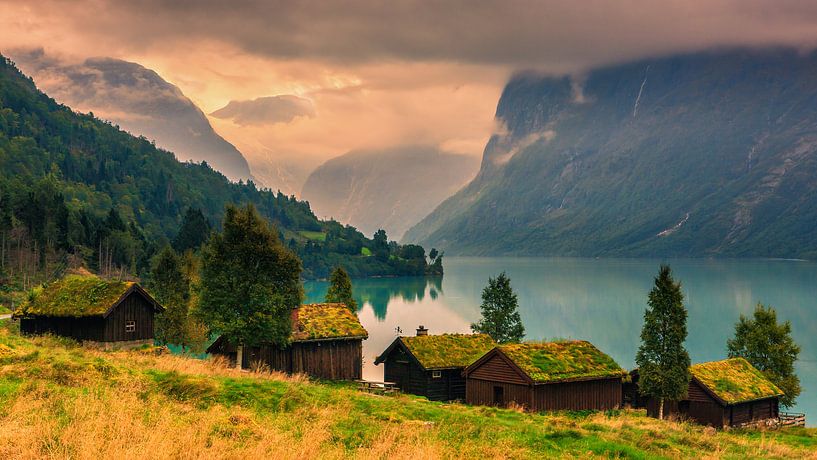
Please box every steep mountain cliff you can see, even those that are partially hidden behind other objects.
[302,146,479,240]
[11,51,254,182]
[404,49,817,258]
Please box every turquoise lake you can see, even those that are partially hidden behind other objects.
[305,257,817,423]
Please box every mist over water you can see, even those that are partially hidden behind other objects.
[305,257,817,423]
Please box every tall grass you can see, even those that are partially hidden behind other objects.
[0,323,815,459]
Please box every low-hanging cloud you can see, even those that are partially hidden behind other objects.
[210,95,316,126]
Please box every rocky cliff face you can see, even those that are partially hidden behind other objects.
[302,146,479,240]
[404,49,817,258]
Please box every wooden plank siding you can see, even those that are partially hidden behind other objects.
[534,378,622,411]
[236,339,363,380]
[21,316,105,341]
[466,378,532,408]
[379,341,471,402]
[467,354,529,385]
[103,293,155,342]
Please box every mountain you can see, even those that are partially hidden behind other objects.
[404,49,817,259]
[10,50,253,182]
[301,146,479,240]
[0,54,438,279]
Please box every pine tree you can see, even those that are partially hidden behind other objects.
[150,246,191,348]
[635,265,691,420]
[173,207,211,252]
[325,266,357,312]
[471,272,525,343]
[727,304,801,407]
[197,204,303,367]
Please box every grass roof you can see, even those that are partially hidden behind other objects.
[499,341,626,384]
[401,334,496,370]
[691,358,783,405]
[14,275,135,318]
[291,303,368,342]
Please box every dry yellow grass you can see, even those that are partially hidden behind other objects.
[0,324,815,459]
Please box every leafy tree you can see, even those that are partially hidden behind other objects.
[173,207,211,252]
[197,204,303,366]
[471,272,525,343]
[150,246,191,348]
[635,265,691,420]
[727,304,801,407]
[325,266,357,312]
[372,229,389,261]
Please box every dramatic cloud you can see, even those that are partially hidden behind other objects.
[210,95,315,126]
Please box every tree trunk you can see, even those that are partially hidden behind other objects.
[659,397,664,420]
[236,345,244,370]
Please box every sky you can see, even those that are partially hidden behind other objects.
[3,0,817,190]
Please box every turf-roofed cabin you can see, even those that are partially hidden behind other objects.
[633,358,783,428]
[14,275,164,347]
[207,303,367,380]
[374,328,496,401]
[464,341,626,412]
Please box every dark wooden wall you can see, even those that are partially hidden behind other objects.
[103,293,155,342]
[20,316,105,341]
[241,339,363,380]
[379,343,468,401]
[468,354,529,384]
[466,378,532,407]
[534,378,622,411]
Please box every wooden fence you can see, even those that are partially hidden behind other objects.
[779,412,806,427]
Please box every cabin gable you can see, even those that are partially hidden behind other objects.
[467,350,531,385]
[103,290,157,342]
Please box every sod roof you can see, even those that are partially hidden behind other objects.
[499,341,626,384]
[291,303,368,341]
[14,275,145,318]
[691,358,783,405]
[398,334,496,370]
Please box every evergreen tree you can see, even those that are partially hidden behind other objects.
[197,204,303,367]
[150,246,191,348]
[173,207,211,252]
[325,266,357,312]
[471,272,525,343]
[727,304,801,407]
[635,265,691,419]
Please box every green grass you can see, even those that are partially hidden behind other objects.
[0,324,814,458]
[298,230,327,242]
[0,304,9,315]
[360,247,372,256]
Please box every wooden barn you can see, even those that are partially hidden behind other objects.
[464,341,626,411]
[374,328,495,401]
[633,358,783,428]
[207,303,367,380]
[14,275,164,347]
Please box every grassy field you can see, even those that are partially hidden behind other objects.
[299,230,328,242]
[0,321,814,459]
[0,304,9,315]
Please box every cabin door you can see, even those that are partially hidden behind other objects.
[493,386,504,406]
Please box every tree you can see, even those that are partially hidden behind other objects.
[727,304,801,407]
[197,204,303,368]
[635,265,691,420]
[325,266,357,312]
[373,229,389,261]
[471,272,525,343]
[150,246,191,348]
[173,207,211,252]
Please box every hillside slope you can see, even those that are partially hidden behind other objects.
[11,51,254,183]
[302,146,479,240]
[0,322,814,458]
[404,49,817,258]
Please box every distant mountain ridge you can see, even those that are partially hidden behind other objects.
[404,49,817,258]
[301,146,479,240]
[10,51,254,183]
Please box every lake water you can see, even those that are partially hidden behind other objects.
[305,257,817,423]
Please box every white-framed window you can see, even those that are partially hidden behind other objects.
[432,370,442,378]
[125,320,136,333]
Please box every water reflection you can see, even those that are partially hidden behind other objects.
[305,257,817,423]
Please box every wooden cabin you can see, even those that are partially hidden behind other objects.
[374,327,496,401]
[464,341,626,412]
[14,275,164,347]
[207,303,368,380]
[633,358,783,428]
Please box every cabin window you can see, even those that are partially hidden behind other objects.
[432,370,442,378]
[125,320,136,333]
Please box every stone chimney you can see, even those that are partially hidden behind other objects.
[416,325,428,336]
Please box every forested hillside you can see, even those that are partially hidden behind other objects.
[0,55,439,291]
[405,49,817,258]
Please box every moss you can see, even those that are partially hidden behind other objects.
[500,341,626,383]
[14,275,134,318]
[401,334,496,369]
[690,358,783,404]
[291,303,368,341]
